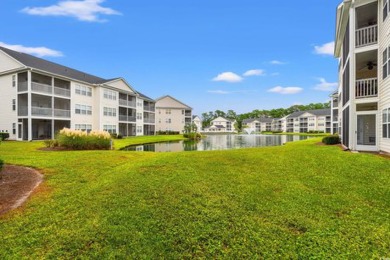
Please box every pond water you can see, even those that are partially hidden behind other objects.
[121,134,313,152]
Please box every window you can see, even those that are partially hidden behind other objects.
[75,124,92,133]
[166,109,171,114]
[137,101,143,107]
[136,126,143,133]
[12,123,16,135]
[75,84,92,96]
[103,89,117,100]
[12,99,16,111]
[103,107,117,117]
[103,125,116,134]
[12,75,16,87]
[136,112,142,120]
[383,108,390,138]
[182,110,184,115]
[75,104,92,115]
[384,48,389,80]
[166,118,171,123]
[384,0,389,22]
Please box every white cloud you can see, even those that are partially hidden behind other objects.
[212,72,243,83]
[314,78,338,91]
[207,90,231,95]
[0,42,63,57]
[243,69,265,77]
[21,0,121,22]
[314,41,335,56]
[268,86,303,95]
[270,60,286,65]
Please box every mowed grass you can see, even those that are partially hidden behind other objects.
[0,138,390,258]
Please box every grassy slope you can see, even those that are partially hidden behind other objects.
[0,139,389,258]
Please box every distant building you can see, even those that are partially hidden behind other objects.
[242,118,272,133]
[286,109,331,133]
[204,116,236,133]
[192,115,202,132]
[155,95,192,133]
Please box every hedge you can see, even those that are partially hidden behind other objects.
[322,135,340,145]
[0,132,10,141]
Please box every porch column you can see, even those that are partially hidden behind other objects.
[51,120,55,139]
[27,70,32,141]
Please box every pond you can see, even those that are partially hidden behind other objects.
[121,134,314,152]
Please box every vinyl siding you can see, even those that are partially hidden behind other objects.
[0,74,17,139]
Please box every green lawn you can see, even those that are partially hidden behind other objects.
[0,138,389,258]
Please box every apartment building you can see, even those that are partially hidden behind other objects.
[192,115,202,132]
[204,117,236,133]
[335,0,390,152]
[155,95,192,133]
[330,91,340,134]
[242,118,272,133]
[271,116,288,132]
[0,46,155,140]
[285,109,331,133]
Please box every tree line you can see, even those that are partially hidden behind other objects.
[201,102,330,130]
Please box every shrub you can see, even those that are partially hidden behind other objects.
[57,128,112,150]
[0,158,3,171]
[184,132,202,140]
[307,130,325,134]
[156,131,180,135]
[0,132,10,141]
[322,135,340,145]
[43,139,59,148]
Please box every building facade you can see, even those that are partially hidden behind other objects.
[155,95,192,133]
[335,0,390,152]
[192,115,202,132]
[286,109,331,133]
[204,117,236,133]
[242,118,272,133]
[0,46,155,140]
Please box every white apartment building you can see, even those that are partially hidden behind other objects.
[285,109,331,133]
[155,95,192,133]
[242,118,272,133]
[204,117,236,133]
[335,0,390,152]
[330,91,340,134]
[0,46,155,140]
[192,115,202,132]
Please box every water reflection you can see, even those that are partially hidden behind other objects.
[121,134,312,152]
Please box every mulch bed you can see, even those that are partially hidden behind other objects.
[0,165,43,216]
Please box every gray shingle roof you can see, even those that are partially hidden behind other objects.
[243,117,273,124]
[0,46,110,84]
[287,108,331,118]
[137,92,155,102]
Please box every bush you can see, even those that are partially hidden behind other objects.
[307,130,325,134]
[57,128,112,150]
[0,132,10,141]
[322,135,340,145]
[184,132,202,140]
[0,158,3,171]
[43,139,59,148]
[156,131,180,135]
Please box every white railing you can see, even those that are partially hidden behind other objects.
[54,109,71,118]
[144,118,155,123]
[356,78,378,98]
[54,87,71,97]
[119,115,136,122]
[32,82,52,94]
[18,106,28,116]
[356,25,378,47]
[32,106,52,116]
[143,105,155,112]
[18,82,28,92]
[119,99,136,107]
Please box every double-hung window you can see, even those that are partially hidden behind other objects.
[384,0,389,21]
[383,108,390,138]
[103,107,117,117]
[75,104,92,115]
[383,48,389,79]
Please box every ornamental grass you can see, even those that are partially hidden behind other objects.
[57,128,112,150]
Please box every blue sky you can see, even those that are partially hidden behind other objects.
[1,0,341,115]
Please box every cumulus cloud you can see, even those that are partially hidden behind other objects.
[243,69,265,77]
[314,41,335,55]
[21,0,121,22]
[268,86,303,95]
[270,60,286,65]
[314,78,338,91]
[0,42,63,57]
[212,72,243,83]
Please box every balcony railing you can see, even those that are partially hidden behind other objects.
[18,82,28,92]
[54,109,71,118]
[119,99,136,107]
[356,78,378,98]
[54,87,71,97]
[119,115,136,122]
[32,82,52,94]
[144,118,155,124]
[143,105,155,112]
[32,107,52,117]
[356,25,378,48]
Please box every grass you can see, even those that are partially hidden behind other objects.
[0,137,390,258]
[113,135,186,149]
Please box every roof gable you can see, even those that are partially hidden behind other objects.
[155,95,192,109]
[103,78,137,93]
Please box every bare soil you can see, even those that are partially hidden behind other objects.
[0,165,43,216]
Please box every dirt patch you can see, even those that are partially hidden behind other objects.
[0,165,43,215]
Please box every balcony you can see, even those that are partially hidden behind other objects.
[144,118,155,124]
[119,115,136,122]
[356,78,378,98]
[18,82,28,92]
[32,107,52,117]
[54,87,71,97]
[54,109,71,118]
[143,105,155,112]
[32,82,52,95]
[355,25,377,48]
[119,99,136,108]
